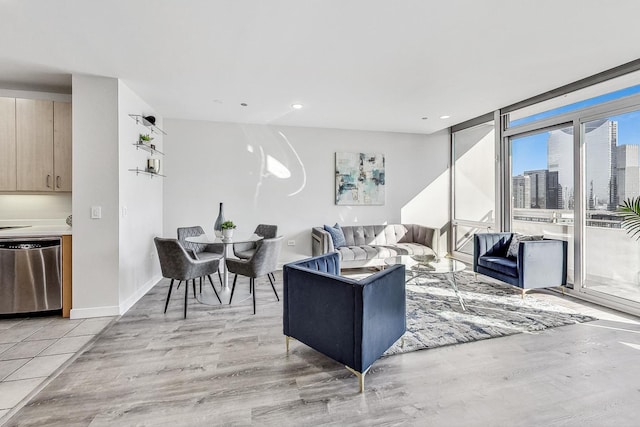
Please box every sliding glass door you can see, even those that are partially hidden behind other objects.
[582,111,640,303]
[509,125,575,284]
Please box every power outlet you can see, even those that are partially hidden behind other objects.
[287,240,295,246]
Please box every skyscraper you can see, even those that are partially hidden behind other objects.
[546,171,562,209]
[547,119,616,210]
[617,144,640,202]
[524,170,547,208]
[512,175,530,209]
[547,127,573,209]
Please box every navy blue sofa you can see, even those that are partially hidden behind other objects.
[283,252,406,392]
[473,233,567,296]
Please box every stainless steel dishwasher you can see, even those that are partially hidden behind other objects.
[0,237,62,315]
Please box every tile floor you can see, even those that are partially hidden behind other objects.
[0,316,114,421]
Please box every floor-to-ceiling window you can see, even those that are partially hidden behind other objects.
[509,125,575,284]
[582,111,640,304]
[451,119,496,257]
[498,75,640,312]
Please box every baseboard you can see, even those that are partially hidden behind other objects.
[69,275,162,319]
[70,305,120,319]
[119,275,162,315]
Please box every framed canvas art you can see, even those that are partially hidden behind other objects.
[335,152,385,205]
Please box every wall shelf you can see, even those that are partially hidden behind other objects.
[129,114,166,135]
[128,168,165,178]
[132,142,164,156]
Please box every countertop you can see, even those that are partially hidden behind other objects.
[0,225,72,238]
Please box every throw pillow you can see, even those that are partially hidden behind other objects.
[506,233,543,259]
[324,223,347,249]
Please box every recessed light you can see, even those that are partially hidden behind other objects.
[291,103,303,110]
[440,115,450,119]
[421,117,428,120]
[240,103,248,107]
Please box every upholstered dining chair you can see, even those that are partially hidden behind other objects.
[233,224,278,286]
[227,236,283,314]
[233,224,278,259]
[154,237,222,318]
[177,226,223,285]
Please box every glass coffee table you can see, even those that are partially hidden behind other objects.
[385,255,467,310]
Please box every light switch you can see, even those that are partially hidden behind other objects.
[121,206,128,217]
[91,206,102,219]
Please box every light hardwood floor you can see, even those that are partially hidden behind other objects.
[4,272,640,426]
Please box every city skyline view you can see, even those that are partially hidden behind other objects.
[512,86,640,176]
[512,116,640,218]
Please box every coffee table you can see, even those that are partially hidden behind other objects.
[385,255,467,310]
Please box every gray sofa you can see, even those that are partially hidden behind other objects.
[312,224,438,269]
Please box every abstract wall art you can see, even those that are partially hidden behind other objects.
[335,152,385,205]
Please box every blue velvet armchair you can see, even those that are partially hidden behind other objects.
[473,233,567,296]
[283,252,406,392]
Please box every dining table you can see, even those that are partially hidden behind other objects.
[185,232,263,295]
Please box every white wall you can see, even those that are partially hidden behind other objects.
[117,81,163,312]
[71,75,121,318]
[163,120,450,264]
[71,76,164,318]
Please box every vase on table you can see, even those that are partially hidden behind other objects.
[214,202,225,238]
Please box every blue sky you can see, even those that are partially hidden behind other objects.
[512,85,640,175]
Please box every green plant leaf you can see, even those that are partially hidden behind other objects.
[220,220,236,229]
[618,196,640,240]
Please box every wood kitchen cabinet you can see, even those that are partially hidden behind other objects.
[53,102,72,191]
[0,97,16,191]
[16,98,54,191]
[2,98,72,192]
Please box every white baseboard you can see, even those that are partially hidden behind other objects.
[70,305,120,319]
[119,275,162,315]
[69,275,162,319]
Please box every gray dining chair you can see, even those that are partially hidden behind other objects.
[177,226,223,286]
[233,224,278,259]
[227,236,283,314]
[233,224,278,285]
[154,237,222,318]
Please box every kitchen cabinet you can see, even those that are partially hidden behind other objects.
[0,97,16,191]
[54,102,72,191]
[1,98,71,192]
[16,98,54,191]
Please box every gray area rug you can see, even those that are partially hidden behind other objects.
[384,271,597,356]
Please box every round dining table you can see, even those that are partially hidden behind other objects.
[185,232,263,293]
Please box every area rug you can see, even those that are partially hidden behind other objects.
[383,271,597,356]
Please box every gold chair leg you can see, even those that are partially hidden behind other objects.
[285,335,296,352]
[521,289,526,299]
[345,366,369,393]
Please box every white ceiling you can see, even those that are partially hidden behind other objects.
[2,0,640,134]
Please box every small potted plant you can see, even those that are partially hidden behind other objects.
[138,133,153,145]
[221,220,236,239]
